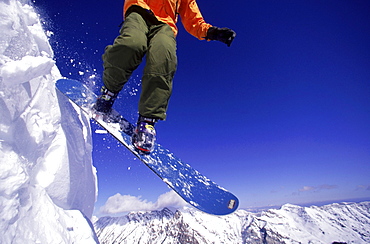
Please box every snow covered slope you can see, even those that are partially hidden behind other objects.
[0,0,98,243]
[94,202,370,244]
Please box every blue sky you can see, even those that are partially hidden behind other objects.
[35,0,370,215]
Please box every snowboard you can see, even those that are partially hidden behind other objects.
[56,78,239,215]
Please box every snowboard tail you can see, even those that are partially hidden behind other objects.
[56,78,239,215]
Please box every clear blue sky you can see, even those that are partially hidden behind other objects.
[35,0,370,215]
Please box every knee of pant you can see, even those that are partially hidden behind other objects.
[115,29,147,55]
[125,38,146,54]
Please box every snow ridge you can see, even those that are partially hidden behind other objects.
[94,202,370,244]
[0,1,98,243]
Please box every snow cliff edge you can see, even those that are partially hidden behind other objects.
[0,0,98,243]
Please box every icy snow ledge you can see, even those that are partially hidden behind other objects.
[0,0,98,243]
[0,148,98,243]
[0,55,55,86]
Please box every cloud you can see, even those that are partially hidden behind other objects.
[156,191,189,209]
[298,184,338,192]
[299,186,316,192]
[99,194,154,214]
[99,191,188,214]
[356,185,370,191]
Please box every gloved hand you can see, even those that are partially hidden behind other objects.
[206,26,236,47]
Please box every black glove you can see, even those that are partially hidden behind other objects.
[206,26,236,47]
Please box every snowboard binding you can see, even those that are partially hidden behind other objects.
[94,86,118,114]
[132,116,157,154]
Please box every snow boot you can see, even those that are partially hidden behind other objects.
[94,86,118,114]
[132,115,157,154]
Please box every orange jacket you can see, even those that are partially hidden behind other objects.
[123,0,212,40]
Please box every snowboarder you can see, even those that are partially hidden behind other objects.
[94,0,236,154]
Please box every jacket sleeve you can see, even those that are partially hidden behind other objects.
[178,0,212,40]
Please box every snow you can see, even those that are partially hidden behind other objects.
[94,202,370,244]
[0,55,55,86]
[0,0,98,243]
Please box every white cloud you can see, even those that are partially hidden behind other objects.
[299,184,337,192]
[299,186,316,192]
[99,194,154,214]
[100,191,188,214]
[356,185,370,191]
[156,191,188,209]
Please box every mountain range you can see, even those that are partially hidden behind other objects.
[94,201,370,244]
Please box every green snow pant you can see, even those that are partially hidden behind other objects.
[102,11,177,120]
